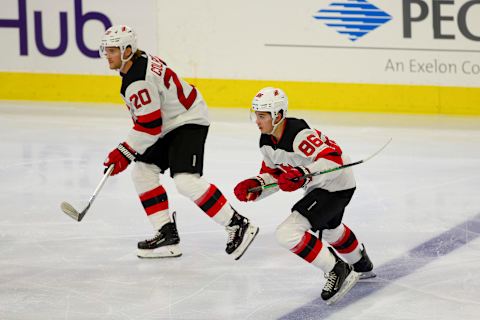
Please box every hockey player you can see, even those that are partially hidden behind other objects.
[99,25,258,260]
[234,87,374,304]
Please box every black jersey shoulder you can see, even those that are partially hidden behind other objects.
[259,118,310,152]
[120,53,148,96]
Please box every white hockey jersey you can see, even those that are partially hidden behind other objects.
[120,53,210,154]
[255,118,356,199]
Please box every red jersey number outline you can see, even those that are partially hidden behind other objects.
[164,68,197,110]
[129,88,152,109]
[298,134,323,157]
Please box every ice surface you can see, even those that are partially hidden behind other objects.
[0,101,479,320]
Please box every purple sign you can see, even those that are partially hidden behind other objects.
[0,0,112,58]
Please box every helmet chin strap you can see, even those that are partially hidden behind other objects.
[117,48,134,72]
[269,114,285,135]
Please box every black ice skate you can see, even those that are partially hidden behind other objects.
[225,211,259,260]
[353,244,376,280]
[137,212,182,258]
[321,247,359,305]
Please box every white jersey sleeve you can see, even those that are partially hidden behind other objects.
[123,80,162,154]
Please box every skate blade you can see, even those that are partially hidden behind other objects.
[232,224,259,261]
[325,271,360,305]
[359,271,376,280]
[137,245,182,259]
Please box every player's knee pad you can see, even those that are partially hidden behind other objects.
[322,223,345,243]
[173,173,210,200]
[275,211,312,249]
[131,162,161,194]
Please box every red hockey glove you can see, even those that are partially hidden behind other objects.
[234,179,262,202]
[277,166,310,192]
[103,142,137,176]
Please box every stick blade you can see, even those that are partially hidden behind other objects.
[60,202,81,221]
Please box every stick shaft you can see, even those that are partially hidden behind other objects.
[77,165,114,221]
[249,160,362,192]
[248,138,391,193]
[87,165,114,205]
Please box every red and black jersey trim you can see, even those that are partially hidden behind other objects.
[195,184,227,217]
[259,117,309,152]
[139,186,168,215]
[312,129,343,165]
[314,151,344,165]
[322,154,343,165]
[120,53,148,96]
[330,224,358,254]
[291,232,323,263]
[133,110,162,135]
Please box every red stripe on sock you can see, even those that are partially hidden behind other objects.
[330,224,351,247]
[205,194,227,217]
[336,239,359,254]
[195,184,217,206]
[195,184,227,217]
[140,186,166,202]
[291,232,312,255]
[304,239,323,263]
[291,232,323,263]
[145,201,169,215]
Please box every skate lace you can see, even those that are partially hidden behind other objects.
[323,272,338,292]
[146,232,162,243]
[226,225,239,243]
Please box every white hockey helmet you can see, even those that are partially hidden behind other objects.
[99,25,137,62]
[251,87,288,124]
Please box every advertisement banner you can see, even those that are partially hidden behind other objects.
[1,0,478,113]
[157,0,480,87]
[0,0,158,74]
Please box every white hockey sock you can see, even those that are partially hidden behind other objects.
[139,185,171,230]
[131,162,171,230]
[174,173,234,227]
[311,245,336,272]
[290,232,336,273]
[323,224,362,264]
[276,212,335,273]
[194,184,234,226]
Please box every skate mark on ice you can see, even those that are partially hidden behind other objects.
[278,212,480,320]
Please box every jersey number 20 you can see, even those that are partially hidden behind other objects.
[130,89,152,109]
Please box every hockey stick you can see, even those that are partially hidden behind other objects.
[248,138,392,193]
[60,164,114,222]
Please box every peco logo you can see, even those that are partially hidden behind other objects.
[0,0,112,58]
[313,0,392,41]
[314,0,480,42]
[403,0,480,41]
